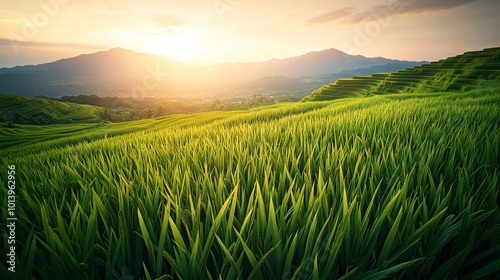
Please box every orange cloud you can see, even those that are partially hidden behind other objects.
[305,0,480,26]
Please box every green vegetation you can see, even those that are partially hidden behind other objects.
[57,93,289,118]
[304,47,500,101]
[1,88,499,279]
[0,93,104,125]
[0,118,180,155]
[57,95,208,120]
[0,92,285,126]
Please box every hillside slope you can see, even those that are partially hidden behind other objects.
[0,92,104,124]
[304,47,500,101]
[1,88,499,279]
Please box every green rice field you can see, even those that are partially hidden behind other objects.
[1,88,499,279]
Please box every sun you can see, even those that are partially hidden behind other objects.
[152,35,196,62]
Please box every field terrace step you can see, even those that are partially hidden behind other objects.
[304,46,500,101]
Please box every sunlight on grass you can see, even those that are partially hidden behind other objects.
[0,89,499,279]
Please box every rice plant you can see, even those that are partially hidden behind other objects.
[1,88,499,279]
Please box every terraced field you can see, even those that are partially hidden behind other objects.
[304,47,500,101]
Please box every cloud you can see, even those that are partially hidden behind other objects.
[305,7,358,26]
[149,29,176,36]
[0,38,105,50]
[400,0,480,14]
[150,14,184,28]
[306,0,480,26]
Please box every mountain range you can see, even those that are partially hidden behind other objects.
[0,47,424,99]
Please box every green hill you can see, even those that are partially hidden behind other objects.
[1,88,499,279]
[304,47,500,101]
[0,93,104,124]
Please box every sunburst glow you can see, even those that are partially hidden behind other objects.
[150,35,197,61]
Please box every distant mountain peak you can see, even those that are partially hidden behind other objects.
[0,46,424,98]
[110,47,127,51]
[106,47,137,54]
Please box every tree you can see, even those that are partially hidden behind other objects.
[11,112,24,124]
[155,105,165,117]
[144,108,154,119]
[209,99,222,110]
[27,113,52,125]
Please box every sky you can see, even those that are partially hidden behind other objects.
[0,0,499,67]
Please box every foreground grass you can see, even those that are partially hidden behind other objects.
[1,89,499,279]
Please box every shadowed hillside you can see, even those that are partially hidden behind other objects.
[0,92,104,124]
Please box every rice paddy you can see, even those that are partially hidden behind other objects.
[1,88,499,279]
[304,47,500,101]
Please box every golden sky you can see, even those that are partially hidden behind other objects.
[1,0,499,67]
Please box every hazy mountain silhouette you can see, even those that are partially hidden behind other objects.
[0,47,424,98]
[200,48,411,79]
